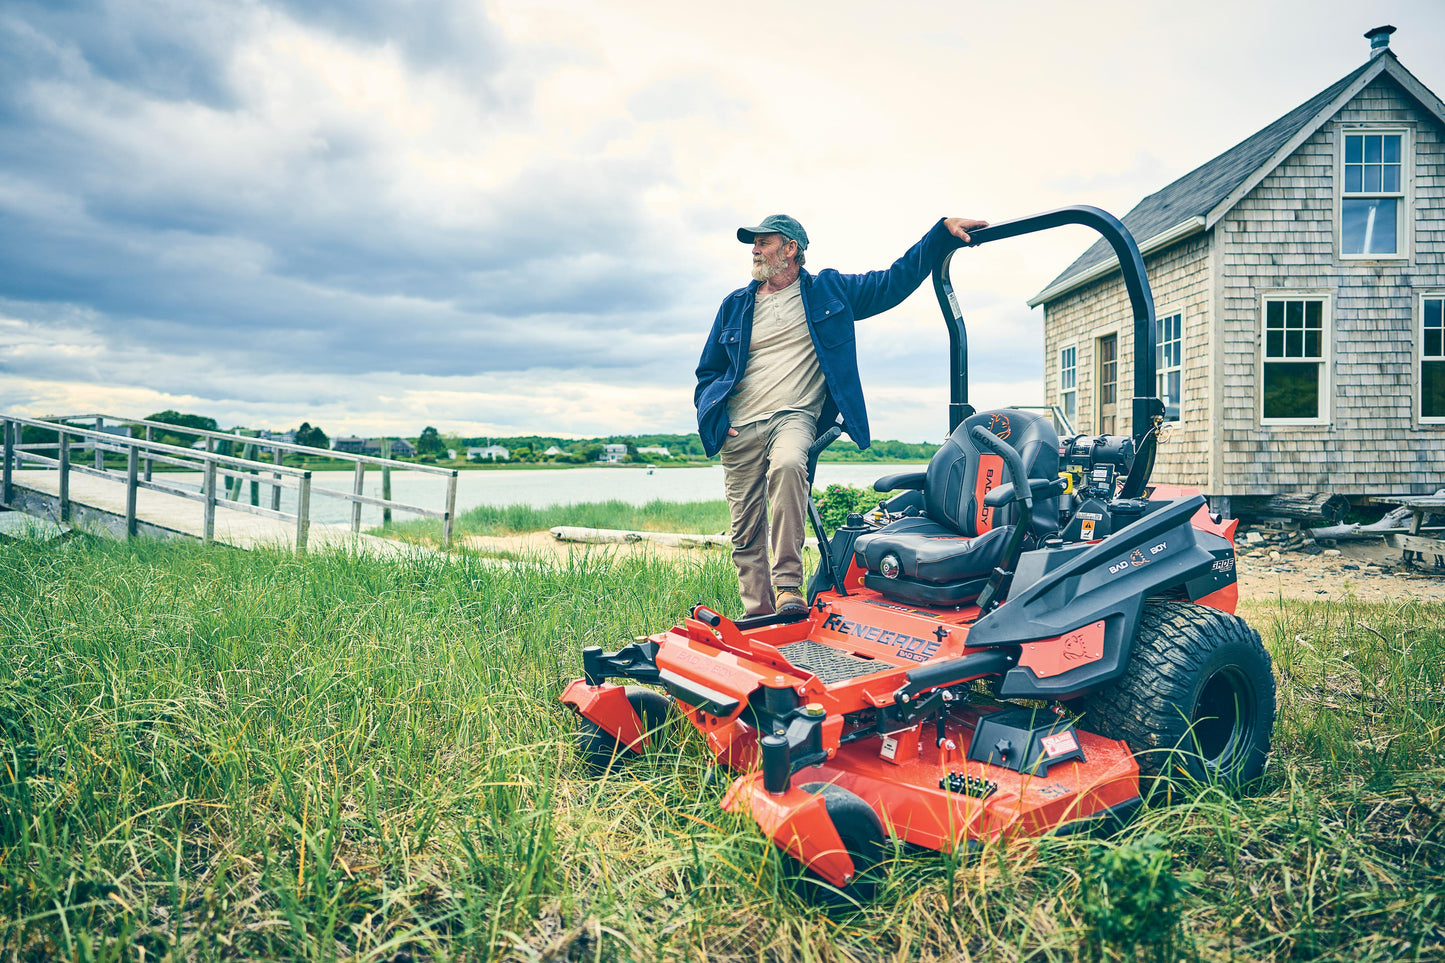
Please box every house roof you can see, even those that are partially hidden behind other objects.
[1030,50,1445,306]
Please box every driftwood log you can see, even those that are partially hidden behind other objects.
[1242,492,1349,525]
[1307,505,1413,540]
[549,526,731,549]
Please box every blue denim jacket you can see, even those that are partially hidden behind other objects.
[694,218,957,457]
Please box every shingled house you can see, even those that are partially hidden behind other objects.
[1030,26,1444,515]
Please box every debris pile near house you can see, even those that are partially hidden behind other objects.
[1229,489,1445,574]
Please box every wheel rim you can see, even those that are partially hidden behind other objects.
[1192,665,1257,773]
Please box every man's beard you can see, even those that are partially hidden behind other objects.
[751,250,787,282]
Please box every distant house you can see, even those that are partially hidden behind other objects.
[599,444,628,463]
[543,445,564,457]
[332,435,366,454]
[257,429,296,455]
[87,423,133,454]
[359,438,415,458]
[1030,27,1445,513]
[468,445,510,461]
[637,445,670,457]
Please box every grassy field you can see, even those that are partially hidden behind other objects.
[380,499,733,541]
[1,530,1442,961]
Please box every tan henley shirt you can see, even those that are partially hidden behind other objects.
[727,279,826,428]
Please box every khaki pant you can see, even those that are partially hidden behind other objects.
[720,410,817,616]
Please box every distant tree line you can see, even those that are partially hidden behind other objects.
[27,410,937,467]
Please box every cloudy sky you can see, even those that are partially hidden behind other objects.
[2,0,1442,443]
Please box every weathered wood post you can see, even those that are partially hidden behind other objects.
[203,459,217,544]
[381,438,392,527]
[202,438,214,495]
[271,447,283,512]
[125,445,139,537]
[144,425,154,482]
[2,419,13,506]
[443,469,458,548]
[58,429,70,522]
[351,460,365,534]
[296,471,312,552]
[247,441,259,507]
[94,416,104,471]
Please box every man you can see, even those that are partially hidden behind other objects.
[695,213,987,617]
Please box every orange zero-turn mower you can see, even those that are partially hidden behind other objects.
[561,207,1275,900]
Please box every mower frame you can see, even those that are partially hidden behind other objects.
[561,206,1272,898]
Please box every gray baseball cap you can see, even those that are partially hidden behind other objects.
[737,214,808,250]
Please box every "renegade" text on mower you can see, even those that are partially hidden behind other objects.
[821,613,942,662]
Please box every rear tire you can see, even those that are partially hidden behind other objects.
[794,783,887,907]
[576,687,673,775]
[1074,601,1275,789]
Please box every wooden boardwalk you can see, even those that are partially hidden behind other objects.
[3,412,459,557]
[6,469,431,558]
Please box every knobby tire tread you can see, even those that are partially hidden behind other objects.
[1078,600,1275,785]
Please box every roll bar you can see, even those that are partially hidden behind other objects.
[930,205,1165,499]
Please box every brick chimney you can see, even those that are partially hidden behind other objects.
[1365,25,1396,56]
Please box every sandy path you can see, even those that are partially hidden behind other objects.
[455,529,1445,604]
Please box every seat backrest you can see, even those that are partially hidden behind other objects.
[924,409,1061,538]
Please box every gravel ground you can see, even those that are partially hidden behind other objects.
[1235,535,1445,604]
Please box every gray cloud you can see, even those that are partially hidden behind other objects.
[0,0,245,107]
[0,0,730,400]
[0,0,1084,442]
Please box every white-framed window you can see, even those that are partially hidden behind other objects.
[1340,129,1407,258]
[1059,344,1077,426]
[1261,296,1330,424]
[1423,295,1445,423]
[1156,311,1183,422]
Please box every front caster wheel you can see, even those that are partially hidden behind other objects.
[794,783,887,907]
[576,687,673,774]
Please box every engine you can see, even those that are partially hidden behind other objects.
[1055,434,1146,541]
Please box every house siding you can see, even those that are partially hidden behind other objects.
[1042,232,1214,489]
[1217,74,1445,494]
[1041,69,1445,503]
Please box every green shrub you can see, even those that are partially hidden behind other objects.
[1079,833,1199,962]
[812,483,888,534]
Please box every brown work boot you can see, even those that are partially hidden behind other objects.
[774,587,807,616]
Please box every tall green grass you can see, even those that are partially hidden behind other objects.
[0,534,1441,960]
[380,498,731,542]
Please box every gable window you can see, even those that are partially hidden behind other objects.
[1341,131,1405,257]
[1156,311,1183,422]
[1424,296,1445,422]
[1059,345,1077,425]
[1262,297,1329,423]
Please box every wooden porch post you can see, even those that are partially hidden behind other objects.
[271,448,283,511]
[2,420,12,506]
[296,472,312,552]
[381,438,392,527]
[203,459,217,544]
[58,430,70,522]
[443,470,458,548]
[125,445,139,537]
[351,461,365,534]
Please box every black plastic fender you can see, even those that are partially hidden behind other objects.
[964,495,1225,699]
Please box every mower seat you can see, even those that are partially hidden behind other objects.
[854,409,1061,606]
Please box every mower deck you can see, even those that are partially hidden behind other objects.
[721,701,1140,863]
[565,589,1143,887]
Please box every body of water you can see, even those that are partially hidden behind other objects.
[158,463,922,528]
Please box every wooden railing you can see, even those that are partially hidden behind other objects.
[1,413,459,549]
